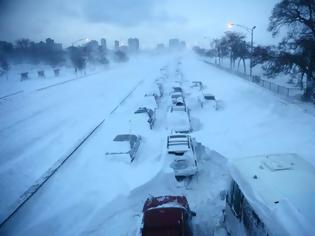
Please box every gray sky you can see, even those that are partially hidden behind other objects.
[0,0,279,48]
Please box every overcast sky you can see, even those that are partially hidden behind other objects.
[0,0,279,48]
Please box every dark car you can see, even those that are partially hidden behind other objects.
[139,195,196,236]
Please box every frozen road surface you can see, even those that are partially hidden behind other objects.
[0,52,315,236]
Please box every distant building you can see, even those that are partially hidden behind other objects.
[180,41,186,49]
[100,38,107,51]
[36,41,46,50]
[156,43,165,52]
[114,40,120,50]
[86,40,99,52]
[128,38,140,53]
[45,38,62,50]
[119,45,128,53]
[169,38,180,50]
[46,38,54,47]
[54,43,63,50]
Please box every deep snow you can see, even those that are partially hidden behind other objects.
[0,52,315,236]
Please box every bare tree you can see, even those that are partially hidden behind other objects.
[268,0,315,100]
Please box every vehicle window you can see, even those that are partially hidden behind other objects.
[243,197,269,236]
[226,181,234,206]
[231,181,243,219]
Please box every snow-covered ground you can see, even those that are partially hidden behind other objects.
[0,64,87,98]
[0,52,315,236]
[203,57,304,91]
[0,55,170,225]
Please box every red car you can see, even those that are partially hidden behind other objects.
[139,195,196,236]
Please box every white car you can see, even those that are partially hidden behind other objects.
[170,101,187,112]
[191,81,204,90]
[143,94,158,110]
[145,83,162,99]
[105,134,141,163]
[134,107,156,129]
[170,91,184,105]
[167,107,191,133]
[172,86,183,93]
[166,134,198,181]
[201,92,218,109]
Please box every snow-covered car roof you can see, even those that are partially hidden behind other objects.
[142,95,157,110]
[191,81,203,89]
[167,111,190,133]
[107,134,138,153]
[170,91,183,98]
[170,103,186,112]
[143,195,189,212]
[145,84,160,96]
[167,135,191,153]
[229,153,315,236]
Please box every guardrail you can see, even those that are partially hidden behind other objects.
[204,60,302,97]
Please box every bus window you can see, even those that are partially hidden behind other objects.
[243,198,269,236]
[231,181,243,219]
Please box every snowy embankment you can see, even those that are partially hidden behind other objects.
[0,52,314,236]
[203,57,304,91]
[184,56,315,165]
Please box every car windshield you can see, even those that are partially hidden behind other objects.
[143,208,186,234]
[171,160,189,169]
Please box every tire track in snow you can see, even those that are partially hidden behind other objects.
[0,79,144,229]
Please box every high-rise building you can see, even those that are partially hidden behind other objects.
[156,43,165,50]
[114,40,120,50]
[44,38,62,50]
[169,38,180,50]
[180,41,186,49]
[100,38,107,51]
[128,38,140,52]
[45,38,54,46]
[87,40,99,52]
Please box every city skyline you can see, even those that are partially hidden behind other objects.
[0,0,279,48]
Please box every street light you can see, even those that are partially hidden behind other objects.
[228,22,256,77]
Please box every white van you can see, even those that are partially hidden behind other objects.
[222,153,315,236]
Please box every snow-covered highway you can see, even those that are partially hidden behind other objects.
[0,55,169,225]
[1,53,315,236]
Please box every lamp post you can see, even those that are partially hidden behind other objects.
[228,23,256,77]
